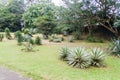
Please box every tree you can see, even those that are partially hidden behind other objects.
[34,16,56,39]
[0,0,25,32]
[82,0,120,37]
[23,1,56,28]
[60,0,120,38]
[58,0,85,39]
[23,0,56,38]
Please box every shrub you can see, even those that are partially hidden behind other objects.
[24,29,29,34]
[90,48,105,67]
[35,36,41,45]
[59,47,69,61]
[29,38,34,45]
[15,31,23,45]
[0,34,4,41]
[14,31,22,39]
[86,35,96,42]
[67,47,91,68]
[109,38,120,56]
[5,28,12,40]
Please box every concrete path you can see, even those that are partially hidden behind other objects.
[0,67,31,80]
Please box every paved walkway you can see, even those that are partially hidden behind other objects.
[0,67,31,80]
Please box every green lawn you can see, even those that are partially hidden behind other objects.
[0,40,120,80]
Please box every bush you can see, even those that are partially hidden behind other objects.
[86,35,96,42]
[14,31,23,45]
[14,31,22,39]
[109,38,120,56]
[0,34,4,41]
[35,36,41,45]
[29,38,34,45]
[23,29,29,34]
[5,28,12,40]
[67,47,91,68]
[90,48,105,67]
[59,47,69,61]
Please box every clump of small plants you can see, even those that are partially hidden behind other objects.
[14,31,23,45]
[35,36,42,45]
[59,47,105,69]
[21,36,42,52]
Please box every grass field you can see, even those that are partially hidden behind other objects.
[0,39,120,80]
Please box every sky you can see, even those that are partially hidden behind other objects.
[52,0,63,6]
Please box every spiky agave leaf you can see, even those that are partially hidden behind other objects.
[67,47,91,68]
[90,48,105,67]
[110,39,120,56]
[59,47,69,61]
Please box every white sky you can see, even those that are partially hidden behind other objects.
[52,0,63,6]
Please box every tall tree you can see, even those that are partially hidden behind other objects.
[82,0,120,37]
[58,0,85,39]
[0,0,25,31]
[60,0,120,37]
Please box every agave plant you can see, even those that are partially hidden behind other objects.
[90,48,105,67]
[59,47,69,61]
[109,38,120,56]
[67,47,91,68]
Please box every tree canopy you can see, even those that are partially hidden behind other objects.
[0,0,120,38]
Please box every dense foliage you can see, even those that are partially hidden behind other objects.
[0,0,120,38]
[0,0,24,32]
[59,0,120,38]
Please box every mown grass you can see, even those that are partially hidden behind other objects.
[0,40,120,80]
